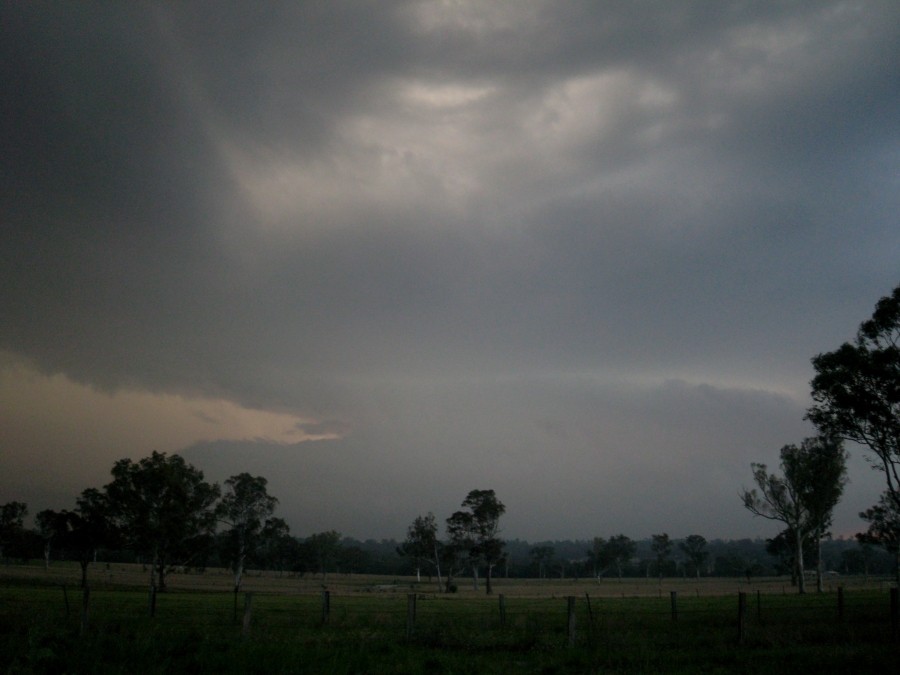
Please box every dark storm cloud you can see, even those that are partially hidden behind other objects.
[2,1,898,540]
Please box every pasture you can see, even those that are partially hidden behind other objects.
[1,563,898,673]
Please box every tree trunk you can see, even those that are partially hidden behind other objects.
[815,530,824,593]
[233,557,245,593]
[432,542,443,592]
[79,560,89,589]
[794,530,806,594]
[486,564,493,595]
[155,552,167,592]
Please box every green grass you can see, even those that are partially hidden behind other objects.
[1,583,898,673]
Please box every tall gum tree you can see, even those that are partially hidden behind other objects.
[447,489,506,595]
[104,452,219,591]
[808,284,900,509]
[741,436,847,594]
[216,473,281,594]
[398,513,443,588]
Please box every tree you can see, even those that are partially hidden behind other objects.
[306,530,342,579]
[651,533,672,579]
[808,284,900,510]
[530,544,555,579]
[740,436,847,593]
[443,511,473,592]
[679,534,708,579]
[35,509,67,570]
[796,436,848,592]
[67,488,117,588]
[104,452,219,591]
[447,489,506,595]
[256,517,293,575]
[857,491,900,585]
[586,538,608,580]
[397,513,442,588]
[216,473,282,593]
[606,534,636,578]
[0,501,27,562]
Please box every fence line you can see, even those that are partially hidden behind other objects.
[5,583,898,650]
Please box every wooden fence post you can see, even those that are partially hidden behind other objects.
[499,594,506,627]
[148,584,157,617]
[737,592,747,645]
[242,592,253,638]
[80,585,90,636]
[670,591,678,621]
[567,596,576,647]
[406,594,417,639]
[321,590,330,624]
[584,593,594,630]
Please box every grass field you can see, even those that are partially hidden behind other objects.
[1,563,898,673]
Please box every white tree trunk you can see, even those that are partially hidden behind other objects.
[794,529,806,594]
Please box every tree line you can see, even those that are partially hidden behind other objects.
[3,284,900,592]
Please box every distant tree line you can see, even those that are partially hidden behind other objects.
[4,285,900,589]
[3,491,895,585]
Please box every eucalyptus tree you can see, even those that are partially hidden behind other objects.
[446,489,506,594]
[586,538,608,579]
[68,488,117,588]
[606,534,636,578]
[0,501,27,562]
[678,534,708,579]
[651,533,672,579]
[306,530,342,579]
[808,284,900,510]
[217,473,282,593]
[531,544,555,579]
[104,452,219,591]
[741,436,847,593]
[397,512,442,588]
[35,509,67,570]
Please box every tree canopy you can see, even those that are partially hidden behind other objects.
[447,489,505,595]
[808,283,900,508]
[217,473,282,593]
[397,513,442,587]
[104,451,219,590]
[741,436,847,593]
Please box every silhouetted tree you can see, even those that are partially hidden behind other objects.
[35,509,67,570]
[0,501,27,562]
[531,544,555,579]
[397,513,442,588]
[808,284,900,512]
[606,534,636,578]
[651,533,672,579]
[679,534,708,579]
[104,452,219,591]
[741,436,847,593]
[306,530,342,579]
[447,489,505,595]
[216,473,282,593]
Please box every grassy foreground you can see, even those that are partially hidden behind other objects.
[1,567,898,673]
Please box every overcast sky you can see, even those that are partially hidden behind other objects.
[3,1,899,544]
